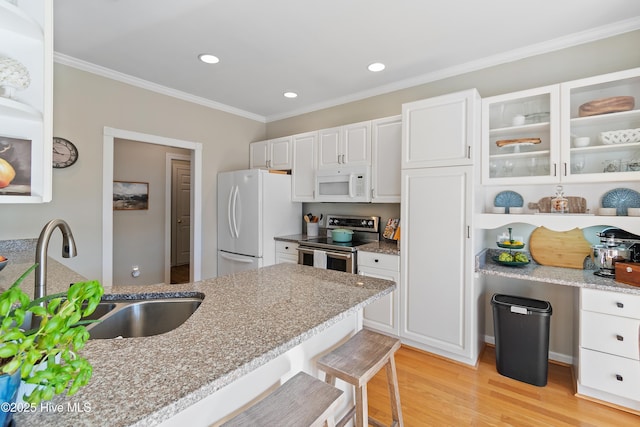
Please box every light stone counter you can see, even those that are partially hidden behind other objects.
[9,262,394,427]
[477,248,640,295]
[358,240,400,256]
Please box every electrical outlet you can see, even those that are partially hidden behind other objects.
[131,265,141,278]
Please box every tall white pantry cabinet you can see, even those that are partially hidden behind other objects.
[400,89,483,365]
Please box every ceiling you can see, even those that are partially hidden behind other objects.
[53,0,640,122]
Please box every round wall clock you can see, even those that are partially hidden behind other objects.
[52,137,78,168]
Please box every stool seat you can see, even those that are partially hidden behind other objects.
[222,371,343,427]
[317,329,403,427]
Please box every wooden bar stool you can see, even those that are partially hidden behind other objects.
[221,371,343,427]
[317,329,403,427]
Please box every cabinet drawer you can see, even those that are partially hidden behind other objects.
[581,311,640,360]
[580,348,640,401]
[358,252,399,271]
[581,288,640,320]
[275,241,298,256]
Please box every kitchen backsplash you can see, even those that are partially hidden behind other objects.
[302,202,400,237]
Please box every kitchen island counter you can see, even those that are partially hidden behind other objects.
[12,263,394,427]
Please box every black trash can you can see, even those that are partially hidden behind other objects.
[491,294,552,386]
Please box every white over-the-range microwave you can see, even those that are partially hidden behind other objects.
[315,165,371,202]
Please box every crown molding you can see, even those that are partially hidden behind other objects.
[54,53,266,123]
[265,17,640,122]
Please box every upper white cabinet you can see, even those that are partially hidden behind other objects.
[402,89,479,169]
[561,67,640,183]
[482,85,560,185]
[291,131,317,202]
[249,136,292,170]
[482,67,640,185]
[0,1,53,203]
[371,116,401,203]
[318,121,371,169]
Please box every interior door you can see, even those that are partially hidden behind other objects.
[171,159,191,266]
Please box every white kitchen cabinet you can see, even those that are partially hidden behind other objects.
[0,1,53,203]
[482,67,640,185]
[318,121,371,169]
[249,136,292,170]
[358,251,399,336]
[291,131,317,202]
[400,166,477,363]
[402,89,479,169]
[561,67,640,183]
[577,288,640,411]
[482,85,560,185]
[371,116,401,203]
[275,241,299,264]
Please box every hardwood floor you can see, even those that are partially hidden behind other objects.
[170,264,190,284]
[367,345,639,426]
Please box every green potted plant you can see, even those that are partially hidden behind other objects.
[0,264,103,423]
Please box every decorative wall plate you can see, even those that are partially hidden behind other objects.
[601,188,640,216]
[494,191,524,214]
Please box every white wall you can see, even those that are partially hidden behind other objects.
[0,63,265,285]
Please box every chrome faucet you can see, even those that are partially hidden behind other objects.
[35,219,77,300]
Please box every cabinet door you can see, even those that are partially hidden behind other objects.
[292,132,317,201]
[372,116,401,202]
[402,89,479,169]
[318,127,341,168]
[401,166,473,358]
[249,140,268,169]
[561,67,640,183]
[342,121,371,166]
[359,265,399,336]
[482,85,560,185]
[269,136,292,170]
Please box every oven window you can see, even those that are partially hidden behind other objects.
[299,250,351,273]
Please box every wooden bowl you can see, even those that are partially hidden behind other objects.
[578,96,634,117]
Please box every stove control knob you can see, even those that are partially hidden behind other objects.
[361,220,367,225]
[368,220,373,226]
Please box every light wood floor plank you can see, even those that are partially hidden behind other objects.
[367,345,639,426]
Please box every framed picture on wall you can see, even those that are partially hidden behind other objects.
[0,135,32,196]
[113,181,149,210]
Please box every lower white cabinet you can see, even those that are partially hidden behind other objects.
[358,251,399,336]
[578,288,640,410]
[275,241,298,264]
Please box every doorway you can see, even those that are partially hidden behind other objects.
[102,127,202,288]
[169,155,191,284]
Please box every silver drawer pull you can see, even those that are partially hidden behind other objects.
[616,374,623,382]
[616,335,624,341]
[616,302,624,308]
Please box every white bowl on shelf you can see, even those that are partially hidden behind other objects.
[627,207,640,217]
[573,137,591,148]
[598,207,617,216]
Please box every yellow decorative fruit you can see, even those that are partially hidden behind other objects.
[0,158,16,188]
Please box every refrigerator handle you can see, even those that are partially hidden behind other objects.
[220,252,254,263]
[231,185,240,238]
[227,187,235,238]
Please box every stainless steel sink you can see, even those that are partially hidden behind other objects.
[81,302,117,321]
[86,296,203,339]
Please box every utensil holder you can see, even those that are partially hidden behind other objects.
[307,222,319,237]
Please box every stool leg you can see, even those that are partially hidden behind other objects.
[385,355,404,427]
[355,385,368,427]
[324,373,336,386]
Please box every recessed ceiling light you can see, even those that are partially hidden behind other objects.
[283,92,298,98]
[198,54,219,64]
[368,62,385,72]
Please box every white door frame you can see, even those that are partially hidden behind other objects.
[102,127,203,287]
[166,153,191,284]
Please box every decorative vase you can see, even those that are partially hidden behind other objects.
[0,56,30,99]
[0,370,21,427]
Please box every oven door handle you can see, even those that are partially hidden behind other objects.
[296,247,352,259]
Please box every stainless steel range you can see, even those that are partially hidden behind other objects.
[297,214,380,274]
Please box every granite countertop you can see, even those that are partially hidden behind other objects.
[477,248,640,295]
[7,261,394,427]
[358,240,400,256]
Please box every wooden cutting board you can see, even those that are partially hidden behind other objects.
[529,226,591,269]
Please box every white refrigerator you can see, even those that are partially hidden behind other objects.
[217,169,302,276]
